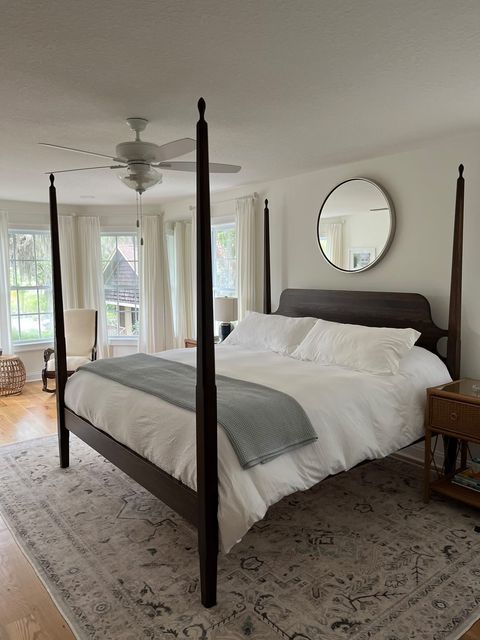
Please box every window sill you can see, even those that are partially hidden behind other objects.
[108,337,139,347]
[13,340,53,352]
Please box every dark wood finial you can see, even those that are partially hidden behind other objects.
[459,164,464,178]
[49,173,55,186]
[198,98,206,119]
[264,198,269,208]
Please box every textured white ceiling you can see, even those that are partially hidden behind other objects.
[1,0,480,205]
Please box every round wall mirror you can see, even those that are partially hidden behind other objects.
[317,178,395,272]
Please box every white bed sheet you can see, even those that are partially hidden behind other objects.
[64,344,450,552]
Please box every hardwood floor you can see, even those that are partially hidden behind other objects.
[0,383,74,640]
[0,381,478,639]
[0,382,57,444]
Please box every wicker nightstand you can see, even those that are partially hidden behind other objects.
[425,379,480,508]
[0,355,26,396]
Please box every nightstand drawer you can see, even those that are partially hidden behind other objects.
[430,397,480,437]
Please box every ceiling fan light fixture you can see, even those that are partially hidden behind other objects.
[117,164,162,193]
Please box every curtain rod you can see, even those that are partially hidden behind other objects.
[189,192,258,211]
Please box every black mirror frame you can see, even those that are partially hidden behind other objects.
[316,177,396,273]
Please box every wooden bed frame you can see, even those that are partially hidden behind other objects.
[48,100,465,608]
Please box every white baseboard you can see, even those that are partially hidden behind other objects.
[393,439,445,469]
[26,371,42,382]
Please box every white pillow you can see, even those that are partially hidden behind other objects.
[291,319,420,375]
[223,312,317,355]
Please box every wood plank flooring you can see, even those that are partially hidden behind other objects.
[0,381,478,639]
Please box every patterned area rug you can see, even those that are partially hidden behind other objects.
[0,436,479,640]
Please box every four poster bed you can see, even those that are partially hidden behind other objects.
[48,99,465,608]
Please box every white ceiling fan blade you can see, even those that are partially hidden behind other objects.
[39,142,123,162]
[157,161,241,173]
[45,165,125,174]
[153,138,196,162]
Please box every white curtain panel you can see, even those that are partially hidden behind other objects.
[190,212,197,337]
[0,211,12,354]
[235,197,256,320]
[58,215,79,309]
[325,222,343,267]
[173,220,195,347]
[76,217,109,358]
[139,214,174,353]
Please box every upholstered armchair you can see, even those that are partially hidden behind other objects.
[42,309,98,393]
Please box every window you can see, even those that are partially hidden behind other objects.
[9,230,53,343]
[101,234,139,338]
[165,220,237,338]
[211,222,237,298]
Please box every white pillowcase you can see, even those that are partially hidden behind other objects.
[291,319,421,375]
[223,312,317,355]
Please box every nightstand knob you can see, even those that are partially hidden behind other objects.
[450,411,458,422]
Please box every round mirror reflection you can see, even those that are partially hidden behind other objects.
[317,178,395,272]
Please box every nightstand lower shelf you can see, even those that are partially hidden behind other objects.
[430,477,480,509]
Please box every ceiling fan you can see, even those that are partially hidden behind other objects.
[40,117,241,194]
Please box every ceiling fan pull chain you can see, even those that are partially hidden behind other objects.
[136,191,140,230]
[139,192,144,246]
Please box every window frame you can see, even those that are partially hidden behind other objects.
[211,219,237,299]
[8,227,54,347]
[101,231,140,342]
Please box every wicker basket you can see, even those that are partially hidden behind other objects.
[0,355,26,396]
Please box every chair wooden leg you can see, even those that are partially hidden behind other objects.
[42,369,56,393]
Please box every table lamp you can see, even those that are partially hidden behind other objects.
[214,297,238,341]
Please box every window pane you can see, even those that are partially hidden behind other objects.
[10,316,19,341]
[9,230,53,345]
[106,303,119,336]
[19,315,40,341]
[102,233,139,337]
[36,260,52,286]
[10,290,17,312]
[101,235,116,262]
[18,289,39,315]
[212,224,237,297]
[35,233,51,259]
[16,260,37,286]
[40,314,54,339]
[15,234,35,260]
[9,260,16,286]
[38,289,52,312]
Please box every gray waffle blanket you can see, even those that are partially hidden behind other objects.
[78,353,317,469]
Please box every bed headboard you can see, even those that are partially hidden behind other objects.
[275,288,447,359]
[268,165,464,378]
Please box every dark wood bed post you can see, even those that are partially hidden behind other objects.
[48,174,69,468]
[444,164,465,474]
[263,199,271,314]
[446,164,464,380]
[195,98,218,608]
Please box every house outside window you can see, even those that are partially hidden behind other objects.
[9,230,53,343]
[101,234,139,338]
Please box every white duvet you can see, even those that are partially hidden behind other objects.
[65,344,450,552]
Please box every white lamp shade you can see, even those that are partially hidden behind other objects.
[214,297,238,322]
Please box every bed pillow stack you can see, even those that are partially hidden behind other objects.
[291,319,420,375]
[222,312,317,355]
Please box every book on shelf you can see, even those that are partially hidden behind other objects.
[452,468,480,493]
